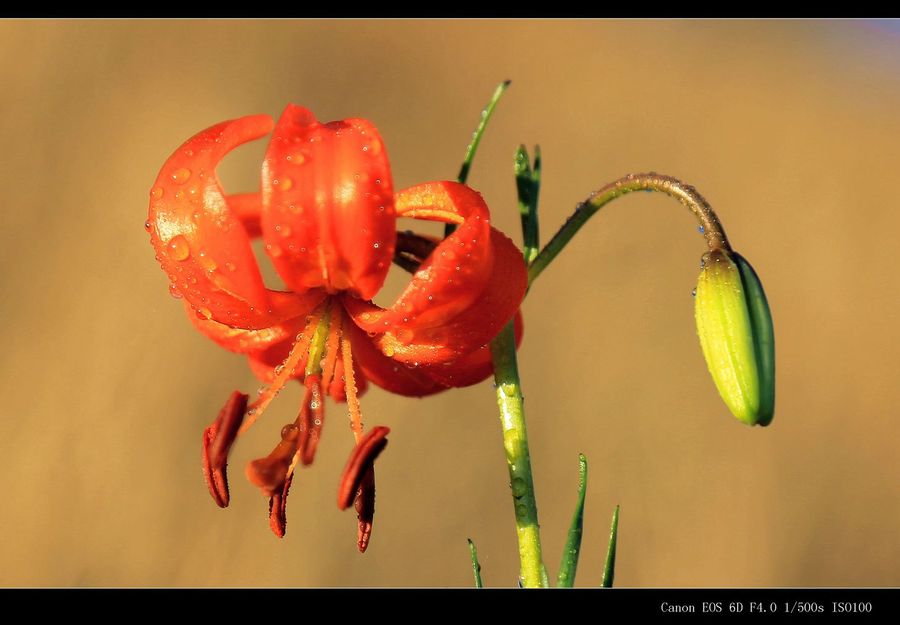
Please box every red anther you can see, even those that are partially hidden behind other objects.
[338,426,390,510]
[355,466,376,553]
[208,392,248,469]
[301,375,325,466]
[268,473,294,538]
[246,434,298,497]
[201,391,249,508]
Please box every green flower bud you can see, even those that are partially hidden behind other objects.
[694,249,775,426]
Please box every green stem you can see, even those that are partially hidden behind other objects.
[527,173,732,286]
[490,321,546,587]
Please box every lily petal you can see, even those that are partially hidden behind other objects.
[183,293,324,355]
[343,319,447,397]
[344,228,526,365]
[148,115,313,330]
[347,182,494,335]
[262,105,396,300]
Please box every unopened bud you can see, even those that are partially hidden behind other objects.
[694,249,774,426]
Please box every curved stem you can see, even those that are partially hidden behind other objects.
[528,173,732,286]
[490,321,546,587]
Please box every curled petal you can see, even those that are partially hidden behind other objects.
[262,105,397,300]
[348,181,494,333]
[227,192,264,238]
[418,311,524,388]
[338,426,390,510]
[148,114,313,330]
[343,228,527,365]
[184,293,323,355]
[343,320,446,397]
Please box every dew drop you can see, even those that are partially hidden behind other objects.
[197,307,213,320]
[373,242,380,249]
[167,235,190,261]
[144,220,152,231]
[511,477,527,498]
[698,225,705,234]
[150,187,164,199]
[691,288,697,298]
[197,250,217,271]
[281,424,298,441]
[168,283,183,299]
[225,262,236,272]
[171,168,191,184]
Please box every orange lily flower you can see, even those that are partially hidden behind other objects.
[146,105,526,551]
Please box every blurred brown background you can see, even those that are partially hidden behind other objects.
[1,19,898,587]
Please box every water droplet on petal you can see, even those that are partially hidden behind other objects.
[171,168,191,184]
[197,250,217,271]
[168,283,183,299]
[150,187,164,199]
[144,220,152,231]
[167,235,190,261]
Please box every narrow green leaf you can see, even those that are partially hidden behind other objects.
[467,538,484,588]
[557,454,588,588]
[515,145,541,264]
[602,505,620,588]
[445,80,511,238]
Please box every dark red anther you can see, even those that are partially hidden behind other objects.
[201,391,248,508]
[268,473,294,538]
[246,433,299,497]
[337,426,390,510]
[300,375,325,466]
[355,466,376,553]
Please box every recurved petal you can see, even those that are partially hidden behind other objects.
[261,105,397,300]
[347,181,494,334]
[417,311,524,388]
[343,227,526,366]
[183,292,324,355]
[148,115,313,330]
[342,319,447,397]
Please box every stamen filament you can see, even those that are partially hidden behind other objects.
[320,310,343,396]
[339,310,364,443]
[239,306,324,435]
